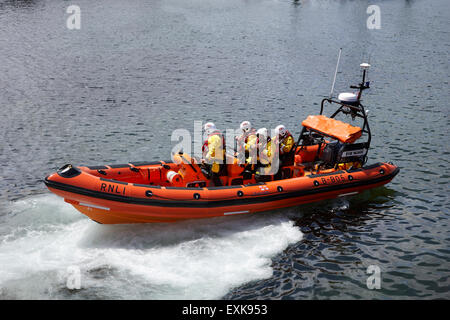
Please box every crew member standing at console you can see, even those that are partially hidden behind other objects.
[202,122,225,186]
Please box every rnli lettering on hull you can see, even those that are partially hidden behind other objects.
[100,183,126,195]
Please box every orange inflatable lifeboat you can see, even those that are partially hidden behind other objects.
[44,62,399,224]
[44,158,398,224]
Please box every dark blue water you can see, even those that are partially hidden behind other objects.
[0,0,449,299]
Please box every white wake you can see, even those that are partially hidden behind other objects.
[0,194,302,299]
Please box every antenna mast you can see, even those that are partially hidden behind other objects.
[329,48,342,98]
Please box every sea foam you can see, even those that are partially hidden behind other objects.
[0,194,302,299]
